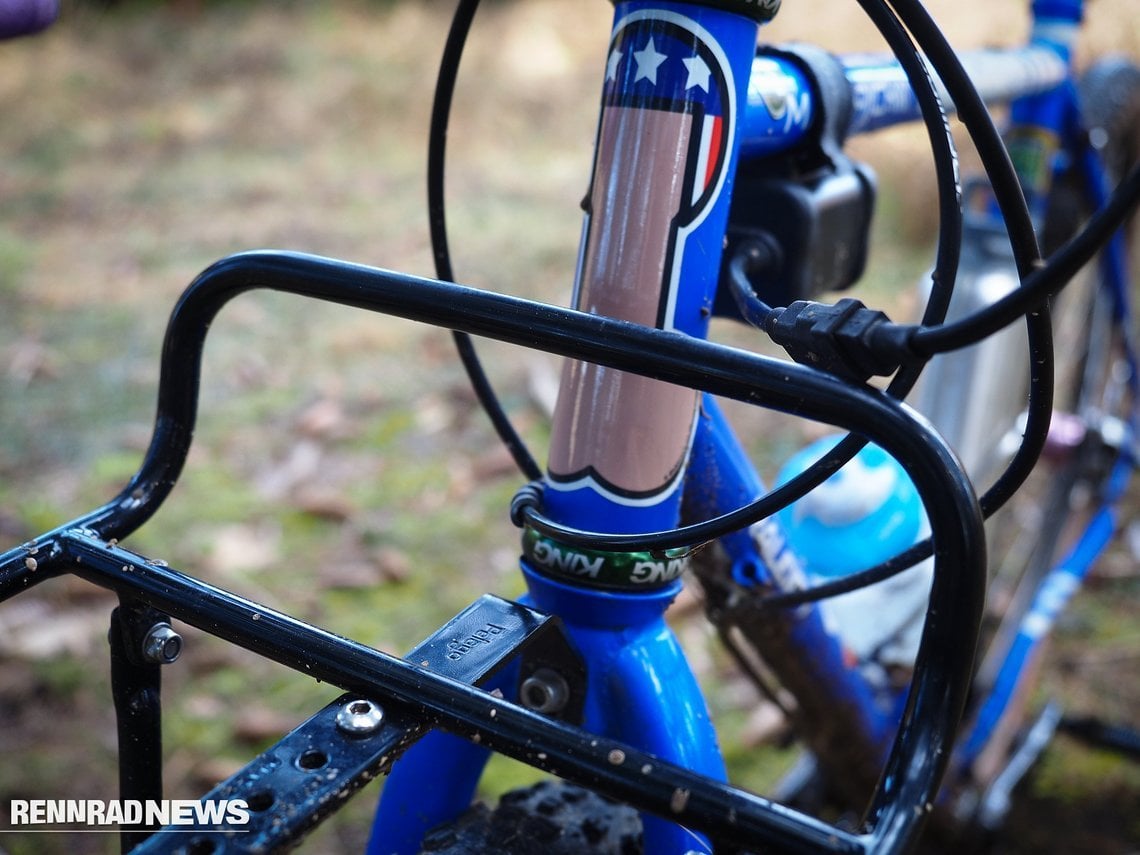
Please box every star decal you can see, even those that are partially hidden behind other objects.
[606,47,623,82]
[632,37,668,85]
[681,55,711,92]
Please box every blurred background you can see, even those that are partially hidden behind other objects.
[1,0,1138,852]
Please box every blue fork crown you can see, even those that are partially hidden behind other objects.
[366,562,727,855]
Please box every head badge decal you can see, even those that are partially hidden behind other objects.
[600,17,733,236]
[547,13,737,505]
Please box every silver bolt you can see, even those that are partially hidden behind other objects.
[336,699,384,736]
[142,623,183,664]
[519,668,570,715]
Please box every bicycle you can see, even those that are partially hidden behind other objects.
[1,0,1138,853]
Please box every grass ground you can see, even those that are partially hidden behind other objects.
[0,1,1137,853]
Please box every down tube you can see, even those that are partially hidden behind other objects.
[685,398,899,757]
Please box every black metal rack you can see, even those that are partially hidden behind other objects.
[0,251,986,853]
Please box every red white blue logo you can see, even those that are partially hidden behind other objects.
[546,13,737,504]
[601,16,732,220]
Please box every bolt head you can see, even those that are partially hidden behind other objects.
[142,623,183,664]
[519,668,570,715]
[336,699,384,736]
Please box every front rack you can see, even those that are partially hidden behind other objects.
[0,250,986,854]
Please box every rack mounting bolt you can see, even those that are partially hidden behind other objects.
[142,623,183,664]
[520,668,570,715]
[336,699,384,736]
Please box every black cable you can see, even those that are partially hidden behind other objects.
[737,0,1074,590]
[889,0,1043,274]
[855,0,962,332]
[759,535,933,609]
[727,246,778,328]
[884,0,1055,520]
[433,0,1078,610]
[910,160,1140,356]
[427,0,543,482]
[707,0,969,550]
[418,0,963,559]
[759,15,1140,612]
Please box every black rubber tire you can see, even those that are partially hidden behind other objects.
[960,57,1140,837]
[1040,57,1139,412]
[418,780,642,855]
[1081,58,1140,193]
[1010,55,1139,586]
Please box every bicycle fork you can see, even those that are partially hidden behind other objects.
[367,572,726,854]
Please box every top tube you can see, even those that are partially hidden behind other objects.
[843,46,1068,135]
[741,44,1069,151]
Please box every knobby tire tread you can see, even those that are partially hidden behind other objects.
[418,780,643,855]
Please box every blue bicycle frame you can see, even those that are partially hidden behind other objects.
[0,0,1128,852]
[368,0,1137,851]
[374,8,765,849]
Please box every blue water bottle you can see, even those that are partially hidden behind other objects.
[775,436,934,681]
